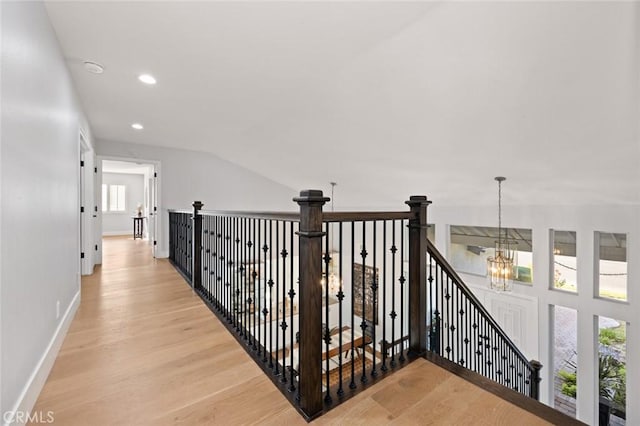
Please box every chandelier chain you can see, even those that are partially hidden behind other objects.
[498,178,502,249]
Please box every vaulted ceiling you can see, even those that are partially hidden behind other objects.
[45,1,640,208]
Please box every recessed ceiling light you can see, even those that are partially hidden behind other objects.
[138,74,156,85]
[83,61,104,74]
[131,123,144,130]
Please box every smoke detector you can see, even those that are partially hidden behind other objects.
[83,61,104,74]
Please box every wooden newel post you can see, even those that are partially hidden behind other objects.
[294,190,329,419]
[192,201,204,290]
[406,195,431,357]
[530,359,542,400]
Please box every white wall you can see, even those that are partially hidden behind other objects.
[95,140,297,258]
[1,2,93,423]
[430,203,640,426]
[101,172,145,236]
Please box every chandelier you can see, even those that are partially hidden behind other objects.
[487,176,516,291]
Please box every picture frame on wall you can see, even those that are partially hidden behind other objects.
[353,263,378,325]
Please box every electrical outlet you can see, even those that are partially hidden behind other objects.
[56,300,60,320]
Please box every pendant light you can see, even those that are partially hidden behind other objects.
[487,177,516,291]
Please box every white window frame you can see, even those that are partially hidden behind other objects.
[102,184,127,213]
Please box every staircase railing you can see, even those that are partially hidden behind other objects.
[168,193,430,419]
[167,191,542,420]
[426,238,542,399]
[168,209,192,281]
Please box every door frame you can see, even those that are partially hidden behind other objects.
[79,130,94,275]
[96,155,162,258]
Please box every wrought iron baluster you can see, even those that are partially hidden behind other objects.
[274,220,280,375]
[214,216,218,306]
[371,221,378,378]
[234,218,239,330]
[280,222,288,384]
[213,216,218,306]
[209,217,214,300]
[468,296,473,370]
[220,217,224,312]
[243,217,249,340]
[288,221,296,392]
[491,327,497,382]
[257,219,262,355]
[202,218,208,297]
[261,220,269,361]
[390,220,397,367]
[224,218,229,315]
[228,217,233,321]
[248,219,254,343]
[399,221,405,363]
[439,264,444,357]
[360,221,368,383]
[252,218,257,351]
[350,221,356,389]
[267,220,274,368]
[381,220,388,372]
[457,285,462,366]
[446,275,451,361]
[206,217,211,300]
[323,223,332,403]
[337,222,344,396]
[221,216,225,310]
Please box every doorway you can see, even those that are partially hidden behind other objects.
[79,131,95,275]
[96,157,160,259]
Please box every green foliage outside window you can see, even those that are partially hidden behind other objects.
[558,325,626,414]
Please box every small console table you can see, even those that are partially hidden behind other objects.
[132,216,145,239]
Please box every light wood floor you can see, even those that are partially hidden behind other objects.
[31,236,550,425]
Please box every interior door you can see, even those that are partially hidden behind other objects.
[149,167,158,257]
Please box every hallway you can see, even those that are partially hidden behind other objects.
[31,237,551,425]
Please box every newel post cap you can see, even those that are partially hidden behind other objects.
[405,195,432,207]
[192,201,204,210]
[293,189,330,205]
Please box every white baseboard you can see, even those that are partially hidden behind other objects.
[101,231,130,236]
[156,249,169,259]
[3,291,80,426]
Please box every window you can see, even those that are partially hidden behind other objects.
[427,223,435,243]
[102,184,126,212]
[598,316,626,424]
[448,225,533,283]
[553,305,577,418]
[596,232,627,301]
[551,230,577,292]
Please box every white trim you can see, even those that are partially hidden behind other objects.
[96,155,161,259]
[3,290,80,426]
[102,231,134,237]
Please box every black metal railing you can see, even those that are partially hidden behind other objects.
[167,194,427,419]
[169,210,192,281]
[317,211,417,406]
[426,239,542,399]
[167,192,542,420]
[199,211,302,393]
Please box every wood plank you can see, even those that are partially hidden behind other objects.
[30,236,569,425]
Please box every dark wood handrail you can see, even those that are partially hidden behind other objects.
[170,209,414,223]
[197,209,300,222]
[426,238,534,371]
[322,211,415,222]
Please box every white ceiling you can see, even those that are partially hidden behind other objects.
[45,1,640,208]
